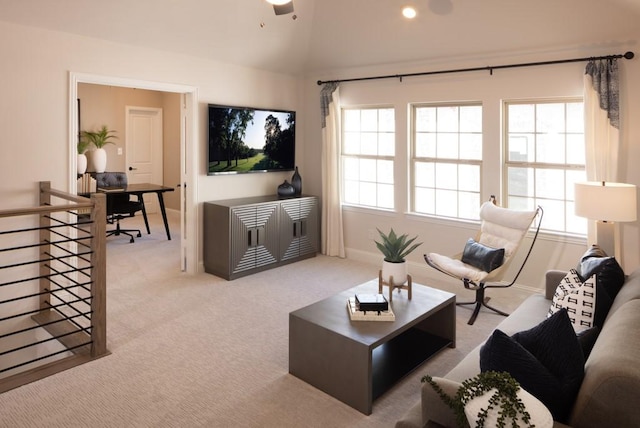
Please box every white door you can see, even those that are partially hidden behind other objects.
[125,106,163,212]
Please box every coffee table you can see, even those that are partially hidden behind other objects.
[289,279,456,415]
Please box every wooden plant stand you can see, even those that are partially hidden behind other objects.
[378,270,412,302]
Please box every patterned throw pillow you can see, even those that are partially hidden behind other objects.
[548,269,596,332]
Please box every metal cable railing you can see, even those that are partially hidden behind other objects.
[0,181,108,392]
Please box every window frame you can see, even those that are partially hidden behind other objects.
[410,101,484,220]
[502,97,586,236]
[340,105,396,211]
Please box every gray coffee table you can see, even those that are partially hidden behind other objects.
[289,279,456,415]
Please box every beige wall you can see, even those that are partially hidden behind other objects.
[2,18,639,285]
[304,47,640,289]
[77,84,181,211]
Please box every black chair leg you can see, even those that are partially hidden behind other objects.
[107,219,142,244]
[456,285,509,325]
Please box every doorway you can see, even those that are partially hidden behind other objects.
[69,72,198,274]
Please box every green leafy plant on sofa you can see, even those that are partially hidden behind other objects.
[422,371,534,428]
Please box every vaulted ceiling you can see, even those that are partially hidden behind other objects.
[0,0,639,75]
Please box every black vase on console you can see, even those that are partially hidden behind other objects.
[291,166,302,196]
[277,180,295,197]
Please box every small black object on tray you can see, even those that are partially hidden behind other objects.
[355,293,388,313]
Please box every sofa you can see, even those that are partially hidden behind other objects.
[396,264,640,428]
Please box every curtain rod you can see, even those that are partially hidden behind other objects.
[316,51,635,86]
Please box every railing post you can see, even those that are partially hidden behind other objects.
[90,192,107,357]
[39,181,51,312]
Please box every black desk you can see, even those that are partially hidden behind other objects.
[99,183,175,240]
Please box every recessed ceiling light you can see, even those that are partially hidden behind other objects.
[402,6,417,19]
[266,0,292,5]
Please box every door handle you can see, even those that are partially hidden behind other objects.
[129,166,138,171]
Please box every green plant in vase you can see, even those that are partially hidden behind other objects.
[375,228,422,285]
[82,125,117,173]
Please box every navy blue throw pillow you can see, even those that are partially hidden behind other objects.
[575,244,625,327]
[480,309,585,422]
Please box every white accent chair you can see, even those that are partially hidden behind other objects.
[425,200,543,325]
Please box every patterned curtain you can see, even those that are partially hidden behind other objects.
[584,59,620,182]
[320,82,345,257]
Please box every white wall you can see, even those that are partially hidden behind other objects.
[302,47,640,289]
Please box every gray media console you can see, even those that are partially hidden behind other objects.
[203,195,319,280]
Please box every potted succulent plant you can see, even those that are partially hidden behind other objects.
[82,125,117,173]
[77,139,91,174]
[375,228,422,285]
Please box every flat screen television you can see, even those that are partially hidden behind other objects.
[207,104,296,175]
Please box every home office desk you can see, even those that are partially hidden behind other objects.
[99,183,175,240]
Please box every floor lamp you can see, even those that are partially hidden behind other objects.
[575,181,637,260]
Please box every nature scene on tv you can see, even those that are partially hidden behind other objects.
[208,107,295,174]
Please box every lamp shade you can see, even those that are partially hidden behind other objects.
[575,181,637,222]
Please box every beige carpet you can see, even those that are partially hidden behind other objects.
[0,213,533,427]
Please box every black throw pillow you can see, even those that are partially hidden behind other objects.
[575,244,625,327]
[576,326,600,360]
[480,309,585,422]
[461,238,505,273]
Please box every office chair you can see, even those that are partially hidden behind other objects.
[425,198,543,325]
[95,172,144,243]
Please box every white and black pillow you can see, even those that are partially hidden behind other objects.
[548,269,596,332]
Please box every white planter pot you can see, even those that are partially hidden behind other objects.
[92,148,107,173]
[77,153,87,174]
[382,260,408,286]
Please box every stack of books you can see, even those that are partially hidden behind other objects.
[346,294,395,322]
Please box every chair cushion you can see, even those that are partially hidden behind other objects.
[461,238,504,273]
[479,308,585,423]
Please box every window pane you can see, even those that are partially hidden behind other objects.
[537,103,564,133]
[415,187,435,214]
[415,107,436,132]
[415,162,434,187]
[415,133,436,157]
[459,164,480,192]
[437,106,459,132]
[508,104,534,132]
[435,189,458,217]
[435,163,457,190]
[536,169,565,200]
[537,133,565,164]
[437,133,458,159]
[378,159,394,184]
[411,103,482,219]
[508,167,533,197]
[505,99,585,235]
[460,133,482,160]
[341,107,395,210]
[508,134,534,162]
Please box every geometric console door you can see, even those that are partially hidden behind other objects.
[204,195,319,280]
[279,197,319,262]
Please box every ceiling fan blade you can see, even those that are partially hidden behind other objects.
[273,1,294,15]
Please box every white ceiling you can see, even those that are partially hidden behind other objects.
[0,0,639,75]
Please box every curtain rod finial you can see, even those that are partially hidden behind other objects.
[624,51,634,60]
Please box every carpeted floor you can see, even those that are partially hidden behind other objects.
[0,213,533,427]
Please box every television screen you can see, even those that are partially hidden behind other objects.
[207,104,296,175]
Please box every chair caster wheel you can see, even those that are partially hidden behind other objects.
[129,237,135,243]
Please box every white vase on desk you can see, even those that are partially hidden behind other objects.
[77,153,87,174]
[92,148,107,173]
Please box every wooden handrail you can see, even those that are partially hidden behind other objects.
[0,181,109,393]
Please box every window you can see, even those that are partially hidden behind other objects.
[341,107,395,209]
[504,99,586,234]
[411,103,483,220]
